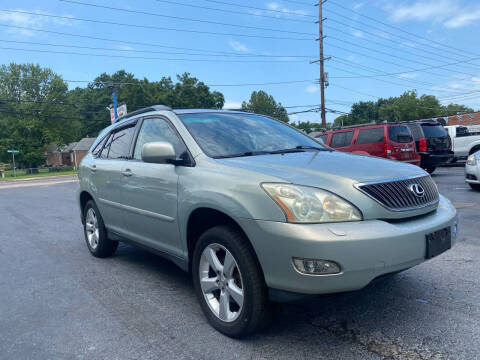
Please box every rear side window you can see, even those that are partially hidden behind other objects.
[388,126,413,143]
[356,127,384,144]
[406,123,424,140]
[107,125,136,159]
[330,131,354,148]
[422,124,448,138]
[92,134,109,158]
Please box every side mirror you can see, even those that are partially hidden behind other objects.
[141,142,176,164]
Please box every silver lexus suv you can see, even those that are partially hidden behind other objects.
[78,106,458,337]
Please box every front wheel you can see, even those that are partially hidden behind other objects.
[469,183,480,191]
[192,225,271,337]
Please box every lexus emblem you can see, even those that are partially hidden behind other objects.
[408,183,425,198]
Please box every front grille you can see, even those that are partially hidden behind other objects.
[356,175,439,211]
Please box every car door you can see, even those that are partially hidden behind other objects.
[330,130,354,152]
[354,127,385,157]
[120,116,188,259]
[93,123,137,236]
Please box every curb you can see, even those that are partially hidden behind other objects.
[0,173,78,182]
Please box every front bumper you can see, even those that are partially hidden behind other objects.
[238,195,457,295]
[465,163,480,184]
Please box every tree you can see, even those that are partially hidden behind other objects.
[334,90,475,126]
[0,63,80,166]
[241,90,289,123]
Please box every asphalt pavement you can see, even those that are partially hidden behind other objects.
[0,168,479,360]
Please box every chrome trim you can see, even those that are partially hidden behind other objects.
[354,175,439,212]
[98,198,175,222]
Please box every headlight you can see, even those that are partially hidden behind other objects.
[467,154,477,166]
[261,183,362,223]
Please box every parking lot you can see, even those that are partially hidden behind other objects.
[0,167,479,360]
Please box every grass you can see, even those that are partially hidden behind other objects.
[0,168,77,181]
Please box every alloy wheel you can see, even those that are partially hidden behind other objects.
[199,243,244,322]
[85,208,99,250]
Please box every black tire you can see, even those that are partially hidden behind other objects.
[83,200,118,258]
[192,225,271,337]
[469,183,480,191]
[424,166,436,174]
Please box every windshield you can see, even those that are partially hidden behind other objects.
[178,112,326,158]
[421,124,447,138]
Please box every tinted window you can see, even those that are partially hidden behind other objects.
[133,117,187,160]
[421,124,447,138]
[107,126,136,159]
[179,113,326,158]
[330,131,354,148]
[92,134,109,158]
[388,126,413,143]
[406,123,424,140]
[356,127,384,144]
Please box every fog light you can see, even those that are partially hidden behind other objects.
[292,257,341,275]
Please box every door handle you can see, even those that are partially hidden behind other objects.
[90,165,97,172]
[122,169,133,177]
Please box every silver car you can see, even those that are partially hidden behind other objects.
[466,151,480,190]
[78,106,458,337]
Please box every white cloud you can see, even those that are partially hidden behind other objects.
[223,100,243,109]
[228,40,248,52]
[353,2,364,10]
[265,2,310,17]
[352,30,364,38]
[306,84,319,93]
[444,9,480,28]
[0,10,76,36]
[397,73,418,79]
[385,0,480,29]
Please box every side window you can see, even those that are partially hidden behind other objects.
[356,128,385,144]
[107,126,136,159]
[330,131,353,148]
[92,135,109,158]
[98,134,112,159]
[133,117,187,160]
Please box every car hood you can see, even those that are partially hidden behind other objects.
[216,150,425,186]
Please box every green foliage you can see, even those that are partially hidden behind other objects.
[334,90,475,126]
[295,121,325,133]
[0,63,81,166]
[241,90,289,123]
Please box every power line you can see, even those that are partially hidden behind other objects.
[153,0,312,23]
[2,46,311,63]
[201,0,315,18]
[326,0,477,58]
[324,23,480,72]
[0,10,313,41]
[59,0,316,36]
[0,24,314,58]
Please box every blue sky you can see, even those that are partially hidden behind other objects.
[0,0,479,124]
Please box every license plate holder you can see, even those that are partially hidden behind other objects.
[425,227,451,259]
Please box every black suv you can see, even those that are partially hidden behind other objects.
[404,121,453,174]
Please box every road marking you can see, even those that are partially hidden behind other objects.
[0,179,78,189]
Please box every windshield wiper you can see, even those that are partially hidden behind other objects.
[294,145,329,151]
[213,151,272,159]
[268,146,328,154]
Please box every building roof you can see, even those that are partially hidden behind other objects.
[72,137,96,151]
[63,142,78,152]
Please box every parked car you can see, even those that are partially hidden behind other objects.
[315,123,421,166]
[465,150,480,190]
[78,106,457,337]
[445,125,480,162]
[403,121,454,174]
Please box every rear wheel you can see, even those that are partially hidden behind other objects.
[424,166,436,174]
[469,183,480,191]
[192,225,271,337]
[83,200,118,258]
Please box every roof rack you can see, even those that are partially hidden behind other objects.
[115,105,172,123]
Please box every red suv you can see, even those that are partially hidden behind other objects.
[315,123,421,166]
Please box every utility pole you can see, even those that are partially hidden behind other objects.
[107,81,118,122]
[317,0,327,129]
